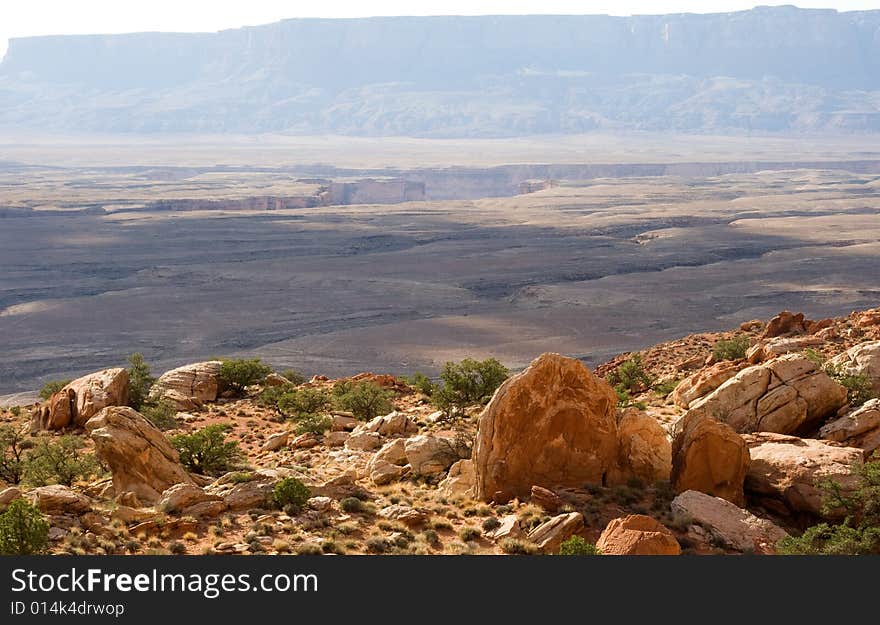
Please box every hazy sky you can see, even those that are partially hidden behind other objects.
[1,1,877,57]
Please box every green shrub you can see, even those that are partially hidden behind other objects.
[712,336,750,361]
[431,358,509,416]
[294,414,331,435]
[140,399,178,431]
[272,477,310,511]
[0,425,26,484]
[459,526,481,542]
[653,378,680,399]
[171,424,244,476]
[824,363,876,407]
[558,536,601,555]
[340,497,365,513]
[127,352,156,410]
[614,387,647,410]
[499,538,540,555]
[333,381,394,420]
[9,406,21,418]
[777,460,880,555]
[218,359,273,396]
[276,387,331,419]
[23,436,100,486]
[405,372,436,396]
[803,348,826,368]
[38,379,71,400]
[279,369,306,386]
[0,499,49,555]
[607,354,653,394]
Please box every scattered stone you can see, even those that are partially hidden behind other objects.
[344,431,382,451]
[261,431,289,452]
[484,515,524,541]
[527,512,585,554]
[324,431,350,447]
[671,412,750,505]
[110,506,155,524]
[596,515,681,555]
[530,485,565,513]
[378,504,427,527]
[86,406,193,504]
[671,490,788,553]
[291,433,321,449]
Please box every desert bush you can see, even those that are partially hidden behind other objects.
[0,425,27,484]
[279,369,306,385]
[276,387,332,419]
[405,372,436,396]
[652,378,680,399]
[38,379,71,400]
[499,538,540,555]
[824,364,876,407]
[171,424,244,476]
[340,497,365,513]
[140,399,178,431]
[0,499,50,555]
[558,536,601,555]
[777,460,880,555]
[431,358,509,416]
[127,352,155,410]
[24,436,100,486]
[333,381,393,420]
[459,526,481,542]
[218,359,272,396]
[712,336,750,361]
[294,414,331,436]
[607,354,653,395]
[272,477,310,511]
[803,347,826,368]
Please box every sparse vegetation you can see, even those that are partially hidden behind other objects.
[0,499,50,555]
[332,380,394,420]
[218,359,273,396]
[607,354,653,408]
[293,414,332,435]
[0,424,27,484]
[499,538,540,555]
[823,363,876,407]
[558,536,600,555]
[126,352,155,410]
[140,399,178,431]
[171,424,244,476]
[279,369,306,386]
[272,477,310,512]
[39,379,71,400]
[405,372,436,397]
[712,335,750,361]
[430,358,509,417]
[24,435,100,486]
[340,497,365,513]
[652,378,680,399]
[276,387,332,419]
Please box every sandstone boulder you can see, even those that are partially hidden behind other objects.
[473,353,619,502]
[616,408,671,484]
[26,485,92,515]
[671,412,750,505]
[747,335,825,363]
[261,431,289,452]
[438,460,475,497]
[819,399,880,454]
[485,515,525,541]
[151,361,222,409]
[345,431,382,451]
[405,434,468,476]
[378,504,427,527]
[744,432,864,516]
[672,361,744,409]
[35,368,129,430]
[0,486,22,510]
[527,512,584,554]
[828,341,880,397]
[671,490,788,553]
[157,483,225,516]
[596,515,681,555]
[760,311,808,339]
[355,411,418,437]
[85,406,193,504]
[684,354,847,435]
[530,485,565,513]
[366,439,409,485]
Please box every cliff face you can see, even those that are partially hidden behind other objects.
[2,7,880,135]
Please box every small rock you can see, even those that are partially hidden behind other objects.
[261,431,289,452]
[484,515,524,541]
[345,432,382,451]
[596,515,681,555]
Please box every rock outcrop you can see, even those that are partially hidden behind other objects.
[744,432,864,517]
[671,412,750,505]
[828,341,880,396]
[819,399,880,454]
[672,361,743,409]
[473,353,619,502]
[616,408,672,484]
[26,485,93,515]
[596,515,681,555]
[34,368,129,430]
[760,311,809,339]
[404,434,469,476]
[671,490,788,553]
[151,361,223,410]
[683,354,847,435]
[85,406,193,504]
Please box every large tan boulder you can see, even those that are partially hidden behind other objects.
[744,432,864,517]
[672,361,744,409]
[473,353,619,502]
[157,483,225,516]
[615,408,671,484]
[828,341,880,397]
[404,435,469,476]
[366,438,409,486]
[26,485,93,515]
[34,368,129,430]
[671,490,788,553]
[760,311,808,339]
[438,460,475,497]
[151,361,222,409]
[85,406,193,504]
[684,354,847,435]
[671,412,750,505]
[596,515,681,555]
[819,399,880,454]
